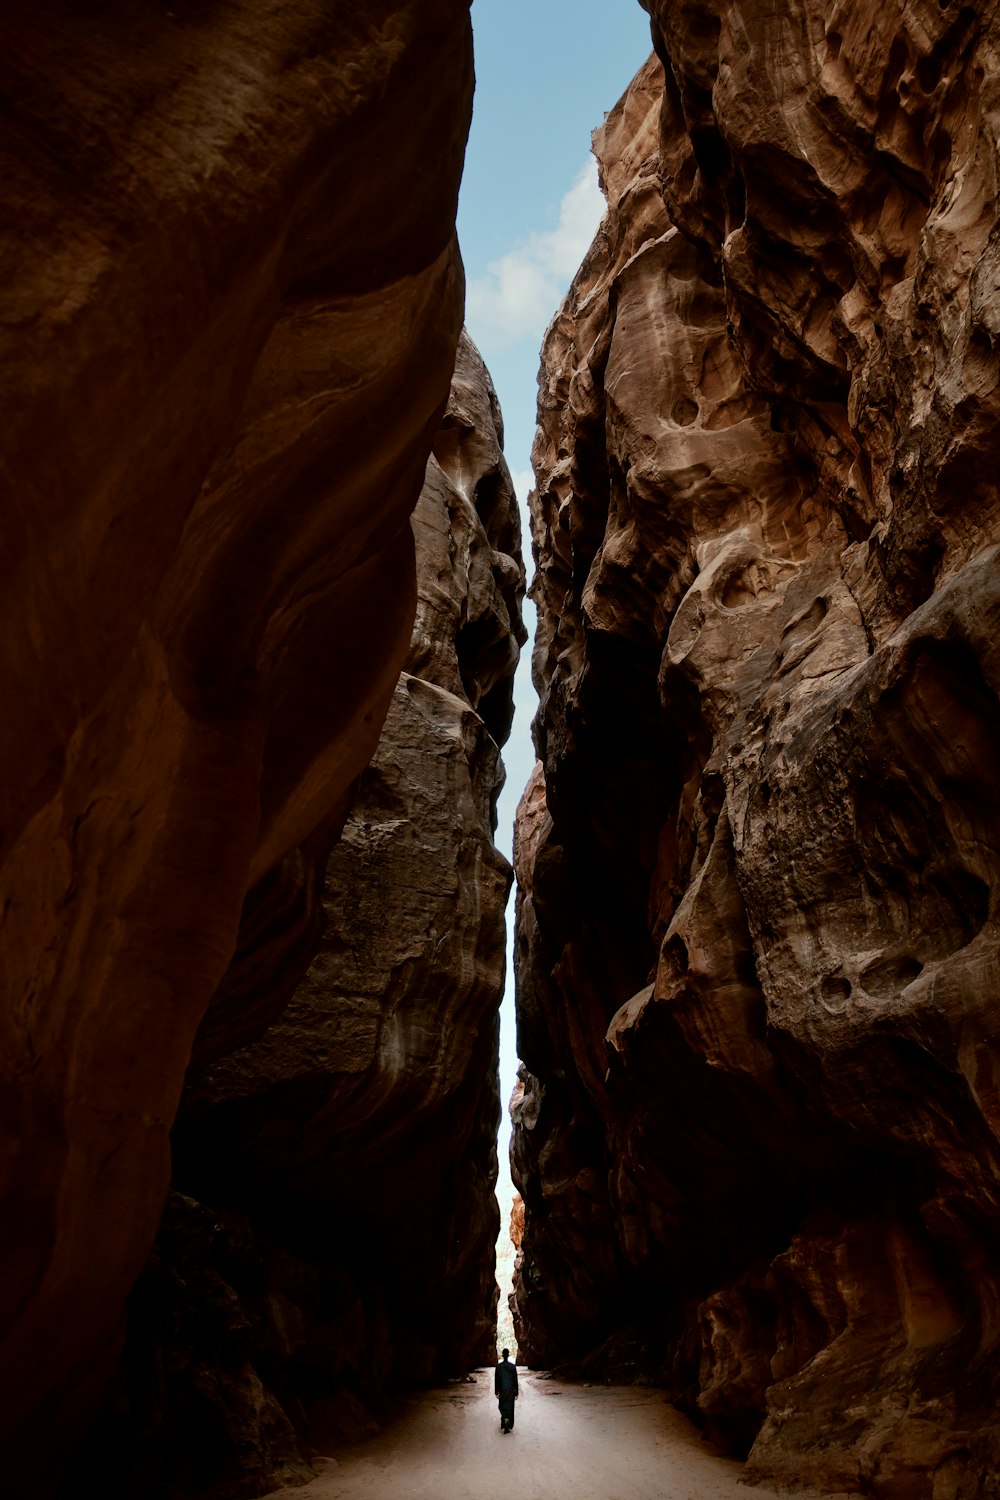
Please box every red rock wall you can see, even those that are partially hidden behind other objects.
[0,2,473,1488]
[514,7,1000,1494]
[74,334,524,1498]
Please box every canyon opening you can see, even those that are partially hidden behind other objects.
[2,2,1000,1499]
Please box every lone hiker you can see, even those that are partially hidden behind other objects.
[495,1347,518,1433]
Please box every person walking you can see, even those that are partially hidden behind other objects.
[495,1347,518,1433]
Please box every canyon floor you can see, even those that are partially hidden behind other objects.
[265,1373,838,1500]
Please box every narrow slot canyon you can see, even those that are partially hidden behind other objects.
[2,2,1000,1499]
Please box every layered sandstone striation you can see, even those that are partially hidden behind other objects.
[84,332,524,1497]
[514,8,1000,1497]
[0,2,474,1488]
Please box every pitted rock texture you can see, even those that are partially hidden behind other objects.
[0,3,472,1488]
[514,13,1000,1498]
[86,333,524,1498]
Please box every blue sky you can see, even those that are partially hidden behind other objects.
[459,0,654,516]
[456,0,654,1169]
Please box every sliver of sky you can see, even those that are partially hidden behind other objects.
[456,0,654,1258]
[459,0,654,533]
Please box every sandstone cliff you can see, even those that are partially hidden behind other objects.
[76,332,523,1497]
[0,3,473,1488]
[514,8,1000,1496]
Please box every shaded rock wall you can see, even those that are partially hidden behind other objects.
[514,7,1000,1495]
[78,333,523,1498]
[0,2,473,1487]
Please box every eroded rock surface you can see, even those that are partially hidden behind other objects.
[514,12,1000,1497]
[0,2,473,1487]
[84,333,524,1497]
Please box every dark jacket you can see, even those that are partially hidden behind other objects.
[495,1358,518,1398]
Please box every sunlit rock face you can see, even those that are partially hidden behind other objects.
[0,2,473,1489]
[84,332,524,1497]
[513,7,1000,1493]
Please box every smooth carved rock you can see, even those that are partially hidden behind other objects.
[91,333,524,1494]
[514,12,1000,1496]
[0,2,472,1488]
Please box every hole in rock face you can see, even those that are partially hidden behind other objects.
[721,569,756,609]
[883,36,910,94]
[456,612,514,743]
[474,468,518,554]
[860,952,924,998]
[666,934,689,973]
[917,52,943,92]
[691,124,733,183]
[928,865,990,953]
[672,394,699,426]
[820,975,852,1007]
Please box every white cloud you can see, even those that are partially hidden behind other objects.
[509,467,535,507]
[466,158,605,350]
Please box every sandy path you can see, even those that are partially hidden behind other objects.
[265,1373,803,1500]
